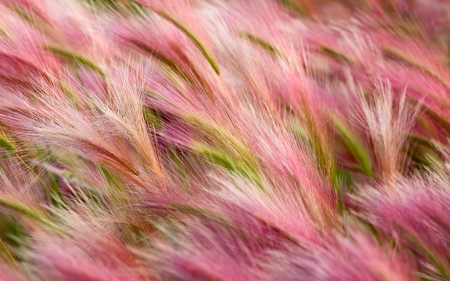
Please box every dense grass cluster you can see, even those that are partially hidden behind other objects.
[1,0,450,280]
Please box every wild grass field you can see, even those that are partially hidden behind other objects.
[0,0,450,280]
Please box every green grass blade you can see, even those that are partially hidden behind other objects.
[46,46,105,76]
[0,197,61,233]
[332,115,373,177]
[0,134,15,153]
[155,10,220,75]
[239,32,279,56]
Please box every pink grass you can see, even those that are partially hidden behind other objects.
[0,0,450,280]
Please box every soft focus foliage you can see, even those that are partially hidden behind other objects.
[0,0,450,280]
